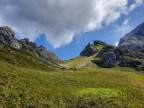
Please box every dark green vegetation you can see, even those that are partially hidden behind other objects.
[0,44,144,108]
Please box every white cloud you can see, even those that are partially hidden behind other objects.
[115,41,119,46]
[115,18,131,35]
[130,0,143,11]
[0,0,143,48]
[123,18,129,25]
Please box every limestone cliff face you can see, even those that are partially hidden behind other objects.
[0,26,60,61]
[19,38,60,61]
[0,26,21,49]
[119,22,144,50]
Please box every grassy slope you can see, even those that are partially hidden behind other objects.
[58,55,97,69]
[58,45,104,69]
[0,47,144,107]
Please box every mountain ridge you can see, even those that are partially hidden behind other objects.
[118,22,144,50]
[0,26,60,61]
[0,24,144,107]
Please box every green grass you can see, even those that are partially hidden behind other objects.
[58,54,98,69]
[74,88,123,99]
[96,45,104,51]
[0,61,144,107]
[0,47,144,107]
[58,44,105,70]
[0,48,60,71]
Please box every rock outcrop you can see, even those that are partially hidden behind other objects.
[80,40,106,57]
[80,43,98,57]
[0,26,21,49]
[0,26,60,61]
[93,46,117,68]
[119,22,144,50]
[36,45,60,61]
[136,67,144,73]
[19,38,60,61]
[93,40,107,46]
[92,45,144,71]
[119,58,142,67]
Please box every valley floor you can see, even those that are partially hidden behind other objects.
[0,59,144,107]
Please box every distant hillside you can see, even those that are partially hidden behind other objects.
[0,26,60,61]
[119,22,144,50]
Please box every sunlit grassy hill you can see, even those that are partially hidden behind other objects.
[58,44,104,69]
[0,43,144,107]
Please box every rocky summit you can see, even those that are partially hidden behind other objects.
[80,43,98,57]
[0,26,21,49]
[0,26,60,61]
[119,22,144,50]
[80,40,106,57]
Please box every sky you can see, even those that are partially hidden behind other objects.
[0,0,144,60]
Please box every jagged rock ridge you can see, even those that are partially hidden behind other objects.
[119,22,144,50]
[0,26,60,61]
[80,40,144,72]
[93,45,144,71]
[80,43,98,57]
[80,40,106,57]
[0,26,21,49]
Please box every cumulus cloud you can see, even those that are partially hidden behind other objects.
[130,0,143,11]
[0,0,143,48]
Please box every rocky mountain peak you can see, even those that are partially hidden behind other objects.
[0,26,20,49]
[80,40,107,57]
[118,22,144,50]
[128,22,144,36]
[0,26,15,39]
[0,26,60,61]
[80,43,98,57]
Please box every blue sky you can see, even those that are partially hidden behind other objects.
[35,2,144,60]
[0,0,144,60]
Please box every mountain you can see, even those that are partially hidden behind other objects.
[0,27,144,108]
[60,40,144,73]
[118,22,144,49]
[0,26,60,61]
